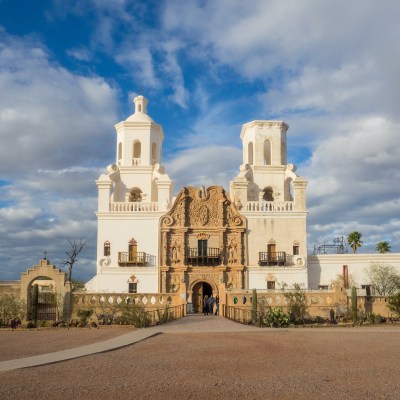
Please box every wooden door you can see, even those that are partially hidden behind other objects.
[192,283,203,313]
[267,244,276,262]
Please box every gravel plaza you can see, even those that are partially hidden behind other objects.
[1,315,400,399]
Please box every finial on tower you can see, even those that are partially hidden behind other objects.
[134,95,148,114]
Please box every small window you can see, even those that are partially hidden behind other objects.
[318,285,329,290]
[267,281,275,290]
[293,245,299,255]
[104,241,110,256]
[128,283,137,293]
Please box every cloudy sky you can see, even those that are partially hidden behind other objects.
[1,0,399,281]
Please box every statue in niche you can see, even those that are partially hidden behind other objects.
[227,237,238,264]
[170,238,181,263]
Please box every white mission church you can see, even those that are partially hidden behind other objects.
[86,96,400,308]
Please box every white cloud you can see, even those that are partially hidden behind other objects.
[0,31,119,280]
[166,146,242,193]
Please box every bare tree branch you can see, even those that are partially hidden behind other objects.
[62,239,88,283]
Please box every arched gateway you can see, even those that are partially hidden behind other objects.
[159,186,247,313]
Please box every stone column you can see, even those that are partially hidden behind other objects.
[96,179,112,212]
[293,177,308,211]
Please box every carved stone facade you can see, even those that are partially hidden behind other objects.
[159,186,246,294]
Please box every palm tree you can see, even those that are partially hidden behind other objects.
[376,241,391,254]
[347,231,363,253]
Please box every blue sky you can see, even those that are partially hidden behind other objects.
[1,0,399,281]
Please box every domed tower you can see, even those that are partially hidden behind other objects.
[231,120,309,289]
[87,96,172,293]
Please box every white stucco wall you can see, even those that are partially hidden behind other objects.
[308,253,400,289]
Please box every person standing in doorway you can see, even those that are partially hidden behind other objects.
[214,295,220,315]
[209,294,215,315]
[203,295,209,315]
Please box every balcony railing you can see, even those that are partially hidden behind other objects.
[118,252,147,266]
[185,247,221,266]
[110,202,159,212]
[246,201,294,212]
[259,252,287,266]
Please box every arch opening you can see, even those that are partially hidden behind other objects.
[133,141,141,165]
[191,281,214,313]
[248,142,254,165]
[263,139,271,165]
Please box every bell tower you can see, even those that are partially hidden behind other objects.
[231,120,309,289]
[88,96,173,293]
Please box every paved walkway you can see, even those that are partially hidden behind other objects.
[0,315,398,372]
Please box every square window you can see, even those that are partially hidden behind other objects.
[267,281,275,290]
[128,283,137,293]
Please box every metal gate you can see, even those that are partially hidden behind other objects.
[28,290,57,321]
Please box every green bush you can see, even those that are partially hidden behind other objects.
[116,301,151,328]
[283,283,308,324]
[76,309,93,327]
[262,307,289,327]
[0,294,26,327]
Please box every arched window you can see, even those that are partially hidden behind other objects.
[151,143,157,164]
[263,187,274,201]
[129,187,142,202]
[263,139,271,165]
[248,142,254,165]
[104,241,111,256]
[133,141,141,165]
[118,143,122,163]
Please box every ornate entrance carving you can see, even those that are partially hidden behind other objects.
[159,186,247,294]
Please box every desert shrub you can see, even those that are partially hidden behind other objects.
[262,307,289,327]
[69,319,79,327]
[156,306,171,324]
[374,314,382,324]
[388,293,400,318]
[314,316,327,324]
[76,309,93,327]
[283,283,308,324]
[98,314,114,325]
[0,294,26,327]
[116,301,151,328]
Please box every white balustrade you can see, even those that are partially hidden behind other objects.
[110,202,159,212]
[245,201,294,212]
[132,158,141,166]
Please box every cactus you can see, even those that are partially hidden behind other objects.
[251,289,258,325]
[31,284,38,326]
[351,286,358,321]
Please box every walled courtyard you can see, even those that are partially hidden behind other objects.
[0,316,399,399]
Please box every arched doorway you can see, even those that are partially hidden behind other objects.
[192,281,213,313]
[27,276,57,322]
